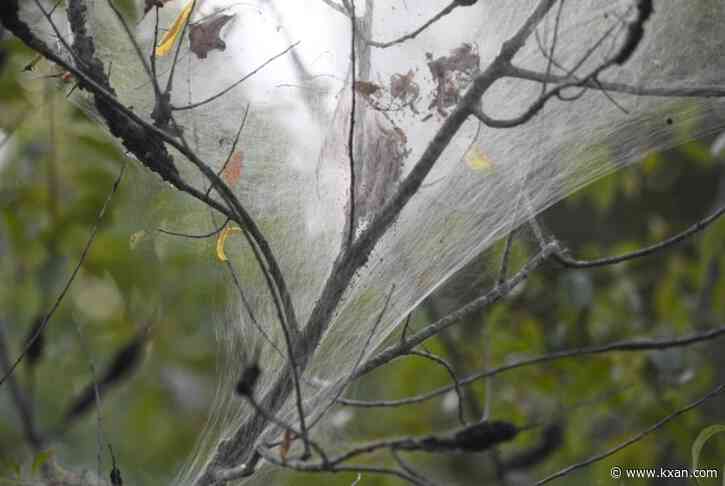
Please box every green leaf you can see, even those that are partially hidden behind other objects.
[0,458,21,478]
[31,449,53,474]
[691,425,725,486]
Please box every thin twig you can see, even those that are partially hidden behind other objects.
[171,43,299,111]
[158,218,230,239]
[509,66,725,99]
[470,8,652,130]
[407,350,466,426]
[540,0,565,96]
[399,314,413,344]
[481,325,493,422]
[257,445,426,486]
[309,285,396,431]
[534,381,725,486]
[150,6,160,91]
[355,242,558,379]
[206,104,250,197]
[30,0,84,70]
[105,0,156,91]
[225,261,286,361]
[72,323,110,479]
[0,162,127,387]
[497,231,516,285]
[367,1,458,49]
[553,206,725,268]
[165,0,197,95]
[346,0,357,250]
[319,0,347,16]
[390,449,440,486]
[433,319,483,418]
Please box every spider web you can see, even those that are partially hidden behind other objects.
[20,0,725,483]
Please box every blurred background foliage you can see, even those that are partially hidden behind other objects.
[2,17,725,486]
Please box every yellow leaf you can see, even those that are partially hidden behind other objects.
[129,230,146,250]
[465,145,495,172]
[155,0,194,57]
[216,226,241,261]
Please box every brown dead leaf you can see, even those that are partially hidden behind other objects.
[427,43,480,116]
[354,80,383,97]
[394,126,408,145]
[390,69,415,99]
[390,69,420,114]
[447,43,479,73]
[222,151,243,186]
[189,14,234,59]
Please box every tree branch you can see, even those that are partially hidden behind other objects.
[342,323,725,408]
[509,66,725,99]
[355,242,558,379]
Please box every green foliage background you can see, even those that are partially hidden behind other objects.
[2,21,725,485]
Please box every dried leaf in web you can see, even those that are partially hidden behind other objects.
[21,0,725,484]
[428,43,480,116]
[353,80,382,97]
[222,151,243,186]
[390,69,420,113]
[189,14,234,59]
[280,429,294,463]
[465,145,494,172]
[216,226,241,262]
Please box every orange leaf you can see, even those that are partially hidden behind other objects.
[222,152,243,186]
[280,429,294,463]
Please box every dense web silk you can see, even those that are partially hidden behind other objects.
[21,0,725,483]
